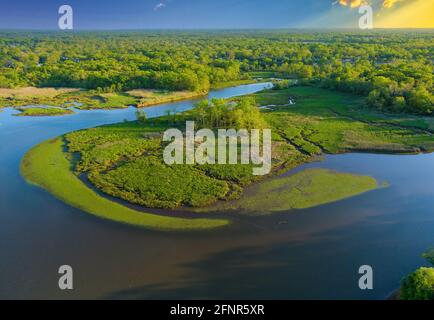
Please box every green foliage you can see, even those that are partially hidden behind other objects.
[191,97,266,130]
[199,163,256,185]
[401,267,434,300]
[64,121,255,209]
[272,79,296,90]
[90,157,230,209]
[1,30,431,115]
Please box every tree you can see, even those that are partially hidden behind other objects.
[408,87,433,115]
[400,249,434,300]
[400,268,434,300]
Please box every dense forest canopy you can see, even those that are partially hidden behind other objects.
[0,30,432,114]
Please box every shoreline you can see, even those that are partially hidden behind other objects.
[0,79,263,113]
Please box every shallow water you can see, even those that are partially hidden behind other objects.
[0,82,433,299]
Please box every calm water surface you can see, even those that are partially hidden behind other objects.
[0,82,433,299]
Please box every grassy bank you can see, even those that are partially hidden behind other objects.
[0,86,204,110]
[0,80,260,111]
[198,168,380,214]
[127,89,204,108]
[20,138,230,231]
[16,107,74,117]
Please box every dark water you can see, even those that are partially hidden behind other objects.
[1,82,433,299]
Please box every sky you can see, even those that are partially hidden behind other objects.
[0,0,432,30]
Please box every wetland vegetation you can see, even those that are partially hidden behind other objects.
[197,168,380,214]
[20,83,433,229]
[6,30,431,231]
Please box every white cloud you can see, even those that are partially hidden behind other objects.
[154,2,167,11]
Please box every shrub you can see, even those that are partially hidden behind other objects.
[401,267,434,300]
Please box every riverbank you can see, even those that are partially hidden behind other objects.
[0,80,263,114]
[20,137,230,231]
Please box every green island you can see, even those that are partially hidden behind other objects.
[20,84,433,230]
[20,137,229,231]
[15,106,74,116]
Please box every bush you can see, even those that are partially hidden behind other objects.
[400,267,434,300]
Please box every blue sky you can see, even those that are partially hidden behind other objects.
[0,0,419,30]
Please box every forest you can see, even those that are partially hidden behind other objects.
[0,30,432,114]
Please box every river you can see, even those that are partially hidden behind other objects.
[0,82,433,299]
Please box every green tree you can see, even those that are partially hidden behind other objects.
[408,87,433,115]
[400,268,434,300]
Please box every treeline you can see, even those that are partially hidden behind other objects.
[0,30,432,114]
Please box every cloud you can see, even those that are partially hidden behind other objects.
[382,0,401,8]
[334,0,407,8]
[336,0,366,8]
[154,2,167,11]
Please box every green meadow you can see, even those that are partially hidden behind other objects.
[198,168,380,214]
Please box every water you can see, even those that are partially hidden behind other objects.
[0,82,433,299]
